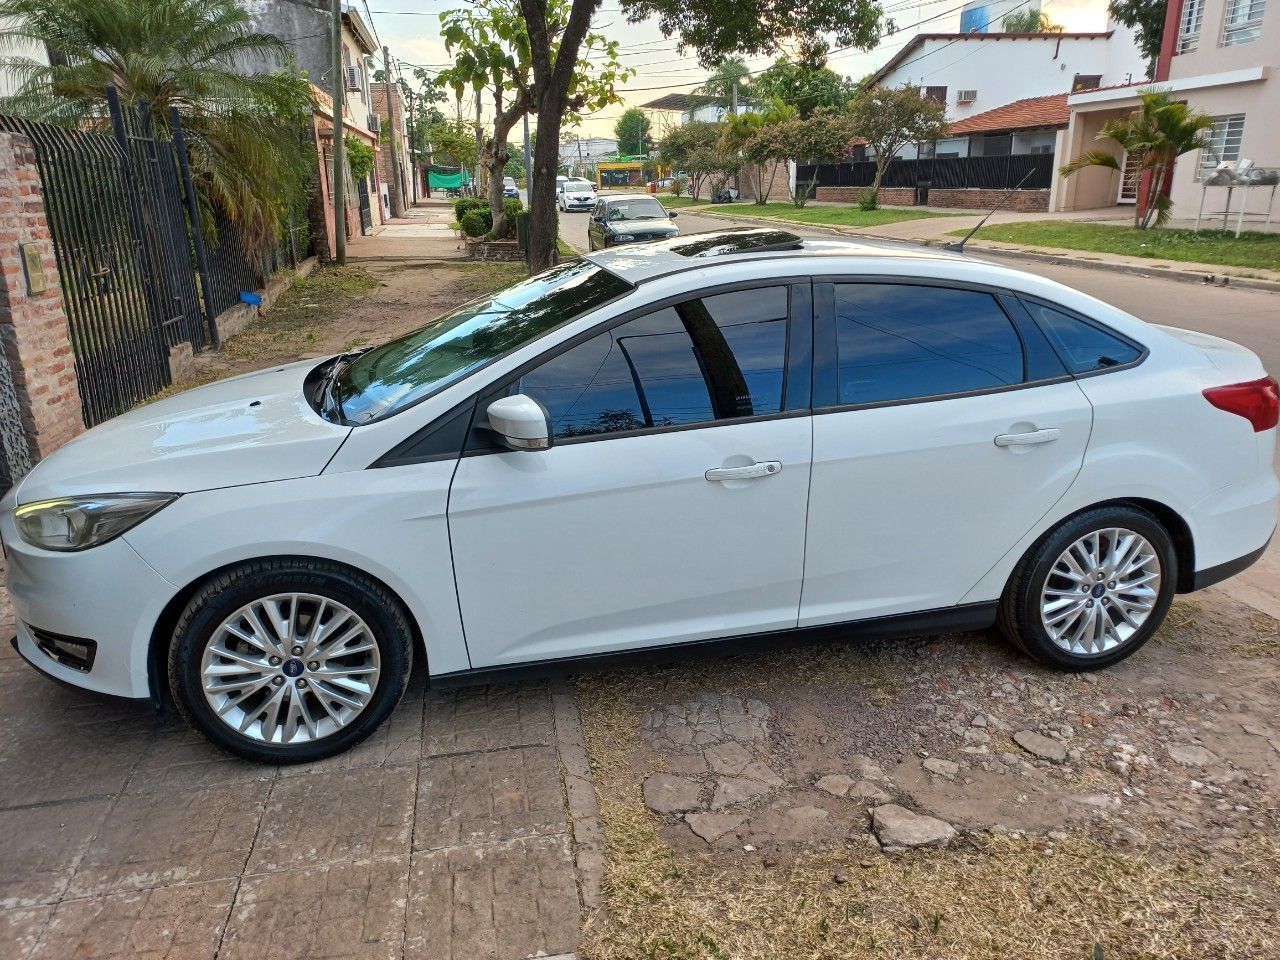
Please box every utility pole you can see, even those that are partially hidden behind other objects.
[730,80,740,199]
[382,45,405,217]
[330,0,346,264]
[522,113,532,205]
[406,87,419,203]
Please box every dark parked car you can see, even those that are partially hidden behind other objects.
[587,194,679,251]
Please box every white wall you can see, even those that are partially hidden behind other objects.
[880,32,1147,122]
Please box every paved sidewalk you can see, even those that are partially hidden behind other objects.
[0,588,596,959]
[347,198,465,262]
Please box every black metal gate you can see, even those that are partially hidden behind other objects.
[357,177,373,234]
[0,90,229,426]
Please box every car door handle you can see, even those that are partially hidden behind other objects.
[994,428,1061,447]
[705,461,782,481]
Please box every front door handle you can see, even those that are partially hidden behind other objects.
[705,461,782,481]
[994,428,1061,447]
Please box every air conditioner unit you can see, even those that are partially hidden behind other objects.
[957,89,978,104]
[368,114,381,134]
[345,65,361,91]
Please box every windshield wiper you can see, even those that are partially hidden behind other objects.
[320,352,359,423]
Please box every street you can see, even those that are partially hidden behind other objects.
[561,204,1280,618]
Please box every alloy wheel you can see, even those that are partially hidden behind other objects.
[200,593,380,744]
[1039,528,1162,656]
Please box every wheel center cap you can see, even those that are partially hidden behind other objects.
[1090,582,1107,598]
[282,658,305,678]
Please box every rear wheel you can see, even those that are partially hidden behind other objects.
[998,506,1177,670]
[169,559,413,762]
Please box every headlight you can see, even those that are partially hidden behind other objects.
[14,493,177,551]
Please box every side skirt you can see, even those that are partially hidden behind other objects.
[428,602,999,689]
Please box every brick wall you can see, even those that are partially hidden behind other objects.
[369,86,406,218]
[739,160,791,202]
[815,185,1050,212]
[0,132,83,461]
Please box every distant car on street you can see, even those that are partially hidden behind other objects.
[557,177,597,211]
[6,229,1276,762]
[587,194,679,250]
[502,176,519,199]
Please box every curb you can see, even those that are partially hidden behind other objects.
[679,207,1280,294]
[551,684,606,920]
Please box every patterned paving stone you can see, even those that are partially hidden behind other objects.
[221,859,408,960]
[415,745,568,852]
[405,835,580,960]
[67,782,269,897]
[424,683,555,756]
[0,798,112,908]
[249,764,417,873]
[128,725,278,795]
[28,880,235,960]
[0,905,51,960]
[0,673,155,807]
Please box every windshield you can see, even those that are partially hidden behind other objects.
[332,260,633,423]
[567,179,594,191]
[607,198,667,221]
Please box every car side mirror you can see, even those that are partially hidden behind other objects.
[486,394,551,451]
[592,214,603,223]
[668,211,678,219]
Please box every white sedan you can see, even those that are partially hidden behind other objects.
[5,230,1276,762]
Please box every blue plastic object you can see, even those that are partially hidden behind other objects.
[239,291,262,306]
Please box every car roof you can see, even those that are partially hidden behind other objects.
[603,193,659,203]
[583,228,985,282]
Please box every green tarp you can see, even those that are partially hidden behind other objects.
[428,166,472,189]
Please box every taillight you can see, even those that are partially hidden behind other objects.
[1203,376,1279,432]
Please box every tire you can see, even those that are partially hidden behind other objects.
[168,558,413,763]
[997,505,1177,671]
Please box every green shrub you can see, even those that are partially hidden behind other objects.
[460,209,490,238]
[453,196,488,221]
[857,188,879,211]
[502,197,522,231]
[670,177,684,197]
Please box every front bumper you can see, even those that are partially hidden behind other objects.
[3,513,175,699]
[563,198,594,209]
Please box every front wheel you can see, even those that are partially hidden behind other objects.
[168,559,413,762]
[998,506,1177,671]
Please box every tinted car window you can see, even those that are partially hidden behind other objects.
[334,259,632,423]
[833,284,1024,405]
[1026,303,1142,373]
[517,286,789,439]
[606,198,669,222]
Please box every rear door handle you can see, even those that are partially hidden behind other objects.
[705,461,782,481]
[994,428,1061,447]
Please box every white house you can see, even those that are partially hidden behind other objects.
[558,136,620,173]
[866,26,1148,134]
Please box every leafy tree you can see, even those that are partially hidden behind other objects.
[345,136,375,183]
[1108,0,1166,75]
[848,85,948,200]
[621,0,881,68]
[1002,8,1065,32]
[428,116,479,171]
[446,0,627,243]
[1061,91,1214,229]
[614,107,653,157]
[0,0,304,250]
[720,102,796,205]
[752,42,857,118]
[749,109,857,206]
[503,143,526,182]
[654,120,734,199]
[690,56,753,113]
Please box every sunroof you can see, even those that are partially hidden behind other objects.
[669,228,804,258]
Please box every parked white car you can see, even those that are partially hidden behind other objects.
[5,230,1276,762]
[557,177,597,211]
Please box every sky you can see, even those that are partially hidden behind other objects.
[353,0,1116,140]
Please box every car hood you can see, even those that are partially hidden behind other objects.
[15,359,351,503]
[615,221,678,237]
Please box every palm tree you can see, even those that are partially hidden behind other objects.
[1061,91,1216,230]
[694,57,752,114]
[0,0,307,249]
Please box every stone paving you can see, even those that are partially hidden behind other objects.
[0,606,592,960]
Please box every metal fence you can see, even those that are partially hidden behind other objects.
[797,154,1056,192]
[0,86,313,428]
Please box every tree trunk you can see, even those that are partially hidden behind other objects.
[485,146,509,238]
[528,95,563,272]
[872,159,889,200]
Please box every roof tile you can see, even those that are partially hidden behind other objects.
[948,93,1070,135]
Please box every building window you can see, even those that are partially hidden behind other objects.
[923,86,947,104]
[1201,115,1245,174]
[1222,0,1265,44]
[1072,74,1102,91]
[1178,0,1205,52]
